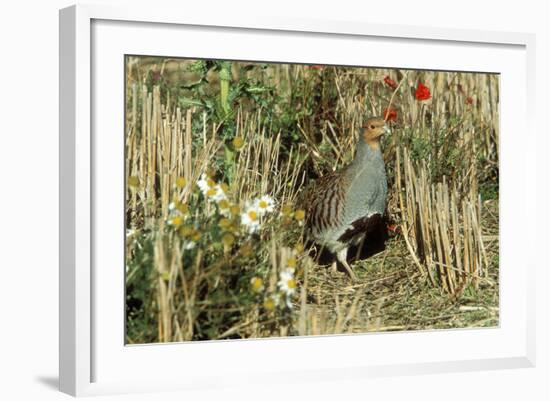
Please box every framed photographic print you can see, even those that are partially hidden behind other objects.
[59,4,536,397]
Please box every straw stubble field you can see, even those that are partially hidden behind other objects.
[125,57,499,343]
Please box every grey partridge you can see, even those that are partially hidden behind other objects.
[304,117,389,280]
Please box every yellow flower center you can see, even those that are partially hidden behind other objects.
[191,232,202,242]
[222,233,235,247]
[232,136,244,150]
[263,298,275,311]
[287,279,296,289]
[218,199,230,209]
[230,205,240,215]
[281,204,293,216]
[286,257,297,268]
[179,226,194,237]
[206,188,217,197]
[175,176,187,189]
[258,200,268,209]
[247,210,258,221]
[170,216,183,227]
[294,209,305,221]
[176,202,189,214]
[220,183,230,193]
[207,178,216,188]
[219,218,231,229]
[251,277,263,292]
[229,223,240,234]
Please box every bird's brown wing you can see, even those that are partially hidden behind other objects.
[300,168,351,236]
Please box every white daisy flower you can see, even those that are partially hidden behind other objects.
[263,293,280,311]
[284,297,294,309]
[210,185,227,203]
[198,174,229,204]
[278,268,297,297]
[241,207,261,234]
[244,199,256,210]
[165,200,190,230]
[217,199,231,216]
[255,195,275,215]
[197,174,209,194]
[271,293,282,307]
[250,276,264,292]
[183,241,196,250]
[219,207,232,217]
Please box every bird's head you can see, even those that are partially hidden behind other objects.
[361,117,388,150]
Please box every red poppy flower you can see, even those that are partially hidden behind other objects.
[415,82,431,101]
[466,96,474,105]
[387,224,400,234]
[383,107,398,122]
[383,75,398,90]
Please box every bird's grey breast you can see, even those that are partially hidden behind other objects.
[343,146,387,223]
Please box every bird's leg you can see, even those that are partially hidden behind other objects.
[331,261,338,273]
[341,260,358,282]
[354,233,367,261]
[336,248,358,281]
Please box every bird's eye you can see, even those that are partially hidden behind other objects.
[370,125,375,129]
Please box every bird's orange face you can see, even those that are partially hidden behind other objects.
[362,118,387,149]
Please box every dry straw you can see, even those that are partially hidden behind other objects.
[396,147,489,296]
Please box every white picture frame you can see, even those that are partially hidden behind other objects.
[59,4,536,397]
